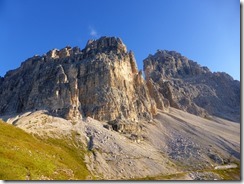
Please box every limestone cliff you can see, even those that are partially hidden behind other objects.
[0,37,157,130]
[144,50,240,122]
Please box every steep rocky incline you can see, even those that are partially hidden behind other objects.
[144,50,240,122]
[2,108,240,180]
[0,37,164,134]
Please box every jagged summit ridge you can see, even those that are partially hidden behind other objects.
[144,50,211,80]
[84,36,127,53]
[5,37,128,77]
[144,50,240,122]
[0,37,163,135]
[0,37,239,126]
[42,36,127,61]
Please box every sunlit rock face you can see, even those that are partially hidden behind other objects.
[0,37,157,128]
[144,50,240,122]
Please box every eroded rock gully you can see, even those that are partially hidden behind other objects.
[0,37,167,135]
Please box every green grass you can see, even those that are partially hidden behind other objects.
[211,167,240,180]
[0,120,92,180]
[0,119,240,181]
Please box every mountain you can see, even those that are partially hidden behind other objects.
[0,37,240,180]
[144,50,240,122]
[0,37,167,137]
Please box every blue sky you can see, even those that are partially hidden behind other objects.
[0,0,240,80]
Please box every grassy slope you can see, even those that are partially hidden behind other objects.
[0,120,91,180]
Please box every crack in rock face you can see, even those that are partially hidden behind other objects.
[143,50,240,122]
[0,37,165,136]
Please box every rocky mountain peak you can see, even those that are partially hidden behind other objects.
[0,37,167,135]
[45,46,81,60]
[144,50,211,80]
[0,36,239,134]
[144,50,240,122]
[83,36,127,54]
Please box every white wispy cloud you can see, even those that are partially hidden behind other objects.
[89,26,98,38]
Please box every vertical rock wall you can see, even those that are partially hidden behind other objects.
[0,37,157,125]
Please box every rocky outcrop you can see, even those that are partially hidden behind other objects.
[144,50,211,80]
[146,78,169,112]
[0,77,3,86]
[144,50,240,122]
[0,38,239,127]
[0,37,157,131]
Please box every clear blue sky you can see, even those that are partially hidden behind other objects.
[0,0,240,80]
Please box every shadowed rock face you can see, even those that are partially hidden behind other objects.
[144,50,240,122]
[0,37,157,125]
[0,77,3,86]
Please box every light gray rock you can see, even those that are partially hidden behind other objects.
[0,37,157,134]
[144,50,240,122]
[146,78,169,111]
